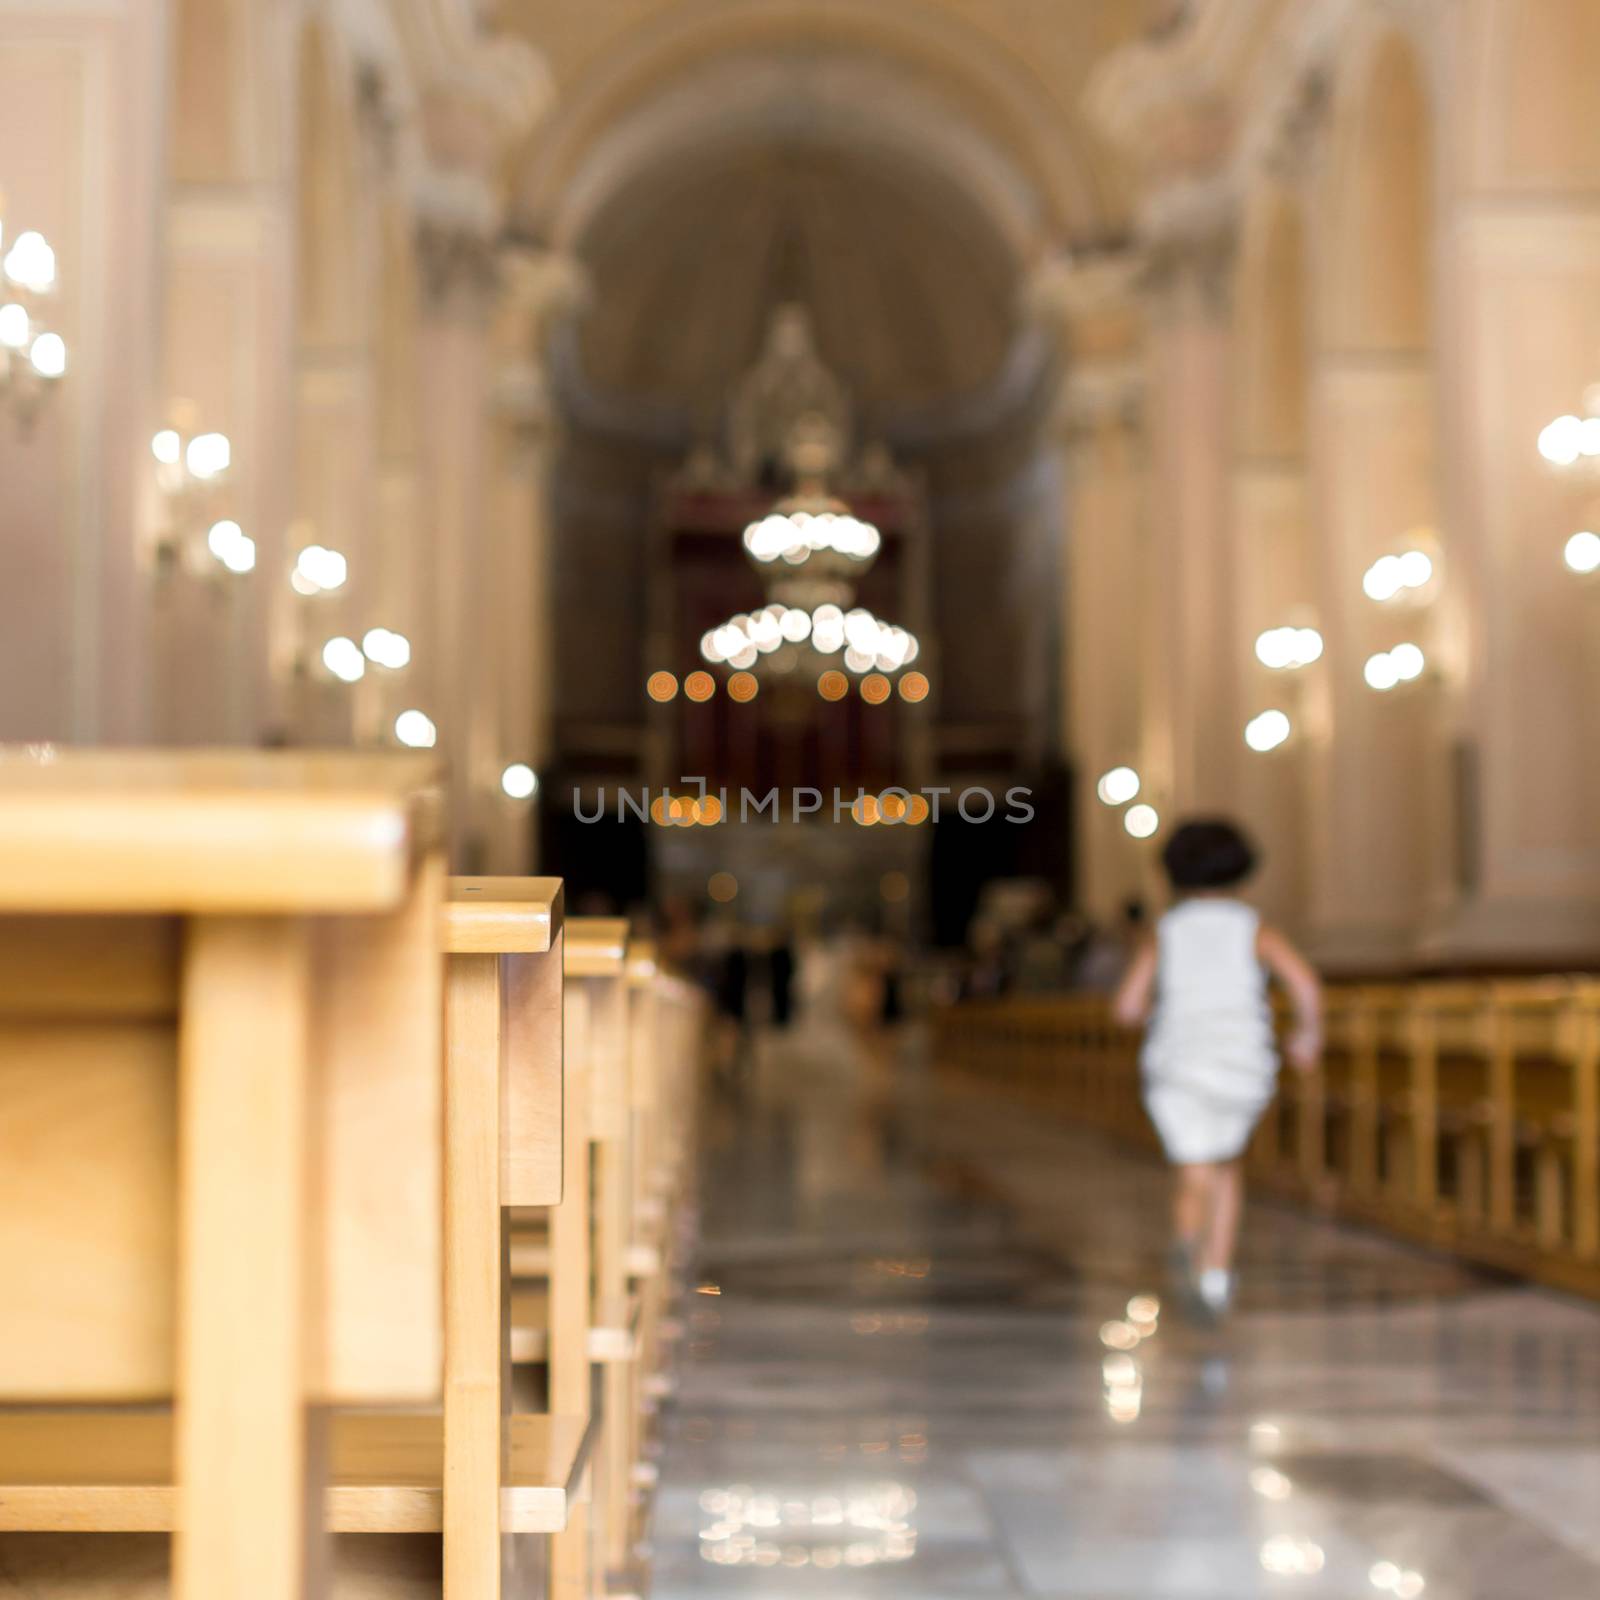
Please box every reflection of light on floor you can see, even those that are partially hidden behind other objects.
[1102,1353,1142,1423]
[1100,1294,1160,1354]
[1260,1535,1325,1575]
[698,1482,918,1569]
[1249,1420,1282,1452]
[1101,1295,1158,1422]
[1248,1465,1293,1501]
[1370,1560,1426,1597]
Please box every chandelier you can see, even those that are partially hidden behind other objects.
[699,403,921,683]
[0,215,66,428]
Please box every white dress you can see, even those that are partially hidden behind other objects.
[1141,898,1279,1164]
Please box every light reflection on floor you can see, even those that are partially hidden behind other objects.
[648,1023,1600,1598]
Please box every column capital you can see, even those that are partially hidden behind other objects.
[1046,359,1145,449]
[496,247,590,356]
[1138,175,1238,316]
[1025,254,1145,446]
[414,167,502,316]
[491,248,588,438]
[1024,252,1144,363]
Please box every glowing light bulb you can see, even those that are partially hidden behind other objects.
[1363,555,1405,602]
[1565,530,1600,573]
[322,636,365,683]
[1255,625,1323,670]
[185,431,231,480]
[151,429,181,465]
[1389,641,1425,681]
[3,230,55,293]
[1397,550,1434,588]
[1364,652,1400,691]
[205,519,255,573]
[1096,766,1141,806]
[1124,804,1159,839]
[28,331,65,378]
[293,544,347,593]
[394,709,437,748]
[1244,709,1291,752]
[500,763,537,800]
[0,302,28,349]
[1539,414,1584,466]
[361,628,410,670]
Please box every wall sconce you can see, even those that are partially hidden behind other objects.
[149,410,251,577]
[0,209,67,430]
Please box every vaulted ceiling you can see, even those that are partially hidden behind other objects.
[504,0,1156,433]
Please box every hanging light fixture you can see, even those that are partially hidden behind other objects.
[705,412,920,686]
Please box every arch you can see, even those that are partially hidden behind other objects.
[1322,27,1434,355]
[516,0,1113,254]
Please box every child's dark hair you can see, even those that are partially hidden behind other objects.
[1160,818,1258,891]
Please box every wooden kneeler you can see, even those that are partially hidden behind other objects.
[0,752,446,1600]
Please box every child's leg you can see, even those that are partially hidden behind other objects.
[1198,1158,1245,1273]
[1173,1162,1214,1250]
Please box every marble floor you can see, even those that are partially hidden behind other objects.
[647,1023,1600,1599]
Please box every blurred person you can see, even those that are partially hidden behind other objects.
[960,917,1008,1000]
[769,925,796,1029]
[1074,898,1146,991]
[1112,820,1321,1322]
[711,922,755,1088]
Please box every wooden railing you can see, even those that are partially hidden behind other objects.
[0,752,705,1600]
[934,980,1600,1299]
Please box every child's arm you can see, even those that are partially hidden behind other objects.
[1257,923,1323,1071]
[1111,933,1158,1028]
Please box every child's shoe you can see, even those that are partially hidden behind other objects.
[1195,1267,1235,1323]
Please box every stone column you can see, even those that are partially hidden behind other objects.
[1139,204,1239,818]
[1304,348,1438,966]
[1030,256,1153,919]
[417,219,498,868]
[1426,0,1600,960]
[480,250,585,873]
[0,0,167,742]
[1230,446,1317,933]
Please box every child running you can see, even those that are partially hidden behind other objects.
[1112,818,1322,1322]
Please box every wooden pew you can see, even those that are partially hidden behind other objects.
[439,876,587,1598]
[0,752,446,1600]
[506,922,706,1596]
[934,977,1600,1301]
[0,772,588,1599]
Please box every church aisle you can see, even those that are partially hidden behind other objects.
[650,1027,1600,1599]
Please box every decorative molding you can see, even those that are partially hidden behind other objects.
[1084,0,1271,157]
[498,246,590,353]
[1137,173,1238,312]
[385,0,552,147]
[1049,360,1145,444]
